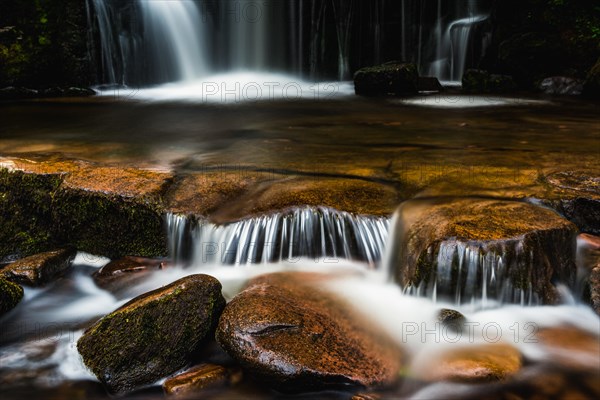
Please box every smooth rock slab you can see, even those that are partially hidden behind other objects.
[388,199,578,304]
[0,277,24,316]
[216,272,404,392]
[0,248,76,286]
[77,274,225,394]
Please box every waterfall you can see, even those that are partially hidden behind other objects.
[141,0,208,81]
[427,15,489,83]
[166,207,390,267]
[87,0,492,88]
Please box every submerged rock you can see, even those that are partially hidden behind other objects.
[534,325,600,370]
[354,62,418,96]
[216,272,404,392]
[414,343,522,383]
[388,199,578,304]
[0,248,76,286]
[0,277,24,316]
[77,274,225,394]
[93,256,171,296]
[163,364,242,396]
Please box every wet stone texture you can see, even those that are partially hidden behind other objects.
[77,274,226,394]
[388,199,578,304]
[162,363,242,396]
[216,272,404,392]
[92,256,171,297]
[0,248,76,286]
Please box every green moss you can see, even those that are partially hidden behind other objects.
[0,277,24,315]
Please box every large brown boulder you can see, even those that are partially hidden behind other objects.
[77,274,225,394]
[216,272,404,392]
[0,248,76,286]
[387,199,578,304]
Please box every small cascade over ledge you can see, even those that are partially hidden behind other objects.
[166,207,390,267]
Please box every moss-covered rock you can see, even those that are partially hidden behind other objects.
[354,62,418,96]
[0,248,75,286]
[216,272,404,392]
[0,277,24,316]
[0,168,64,263]
[387,199,578,304]
[461,69,517,93]
[77,274,226,394]
[0,158,172,261]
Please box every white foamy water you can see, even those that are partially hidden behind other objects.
[395,95,550,108]
[95,72,355,104]
[2,253,598,391]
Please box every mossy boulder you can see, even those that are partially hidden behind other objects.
[0,168,63,263]
[461,69,517,93]
[77,274,226,394]
[216,272,404,392]
[0,277,24,316]
[583,58,600,98]
[0,248,75,286]
[354,62,418,96]
[0,160,171,261]
[387,199,578,304]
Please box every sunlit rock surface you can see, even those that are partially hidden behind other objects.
[216,272,404,391]
[77,274,225,394]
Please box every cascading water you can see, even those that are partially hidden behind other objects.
[87,0,493,90]
[166,207,390,267]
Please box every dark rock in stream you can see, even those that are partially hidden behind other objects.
[93,256,171,296]
[163,363,242,396]
[0,277,24,316]
[354,62,418,96]
[437,309,466,332]
[77,274,225,394]
[388,199,578,304]
[216,272,405,392]
[461,69,517,93]
[0,248,76,286]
